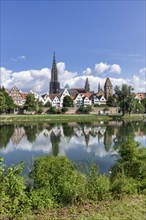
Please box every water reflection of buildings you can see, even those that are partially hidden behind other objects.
[11,126,26,145]
[2,121,145,157]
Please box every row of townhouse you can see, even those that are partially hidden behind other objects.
[8,86,107,108]
[41,88,107,108]
[8,85,146,109]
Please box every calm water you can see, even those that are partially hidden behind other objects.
[0,121,146,174]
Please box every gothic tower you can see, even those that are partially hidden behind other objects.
[104,78,113,100]
[49,52,60,94]
[84,78,90,92]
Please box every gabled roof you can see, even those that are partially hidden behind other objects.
[20,93,27,99]
[49,94,60,101]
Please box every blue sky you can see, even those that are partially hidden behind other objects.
[0,0,146,93]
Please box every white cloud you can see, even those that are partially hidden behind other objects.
[95,62,110,74]
[110,64,121,74]
[139,67,146,75]
[11,55,26,62]
[94,62,121,74]
[0,64,145,94]
[83,67,92,75]
[18,55,26,61]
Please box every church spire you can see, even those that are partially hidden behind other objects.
[85,78,90,92]
[51,51,58,81]
[49,52,60,94]
[98,83,101,92]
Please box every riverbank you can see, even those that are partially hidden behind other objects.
[0,113,145,123]
[21,195,146,220]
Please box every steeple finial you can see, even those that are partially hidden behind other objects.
[85,77,90,92]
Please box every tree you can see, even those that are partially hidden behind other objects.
[106,95,117,107]
[134,101,145,114]
[24,93,36,112]
[114,84,135,115]
[63,96,73,107]
[141,98,146,113]
[0,87,15,113]
[0,92,7,113]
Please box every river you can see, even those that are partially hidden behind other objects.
[0,120,146,174]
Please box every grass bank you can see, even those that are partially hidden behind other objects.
[22,195,146,220]
[0,114,112,123]
[0,114,145,123]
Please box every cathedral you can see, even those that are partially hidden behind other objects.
[49,53,113,99]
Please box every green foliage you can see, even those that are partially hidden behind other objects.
[111,173,138,197]
[0,125,14,148]
[133,100,145,113]
[0,87,15,113]
[106,95,117,107]
[49,106,57,114]
[63,96,73,107]
[45,101,52,107]
[31,156,86,204]
[86,163,111,201]
[0,92,7,113]
[78,105,92,114]
[114,84,135,115]
[0,135,146,218]
[0,158,30,219]
[24,93,37,112]
[141,98,146,112]
[111,138,146,194]
[61,107,68,113]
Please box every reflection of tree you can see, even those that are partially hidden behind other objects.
[24,124,38,143]
[0,125,14,148]
[62,123,74,139]
[104,126,114,152]
[50,130,61,156]
[114,121,135,147]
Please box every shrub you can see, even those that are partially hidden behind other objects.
[78,105,92,114]
[111,173,138,198]
[61,107,68,113]
[31,156,87,205]
[86,163,111,201]
[0,158,30,219]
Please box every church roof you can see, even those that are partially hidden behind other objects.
[104,78,113,87]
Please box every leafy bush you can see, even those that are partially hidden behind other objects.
[31,156,86,204]
[0,158,30,219]
[78,105,92,114]
[61,107,68,113]
[111,173,138,198]
[86,163,111,201]
[110,138,146,195]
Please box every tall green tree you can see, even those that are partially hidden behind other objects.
[0,87,15,113]
[63,96,73,107]
[141,98,146,113]
[114,84,135,115]
[0,92,7,113]
[24,93,36,112]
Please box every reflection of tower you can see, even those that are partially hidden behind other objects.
[84,133,90,146]
[49,52,60,94]
[11,126,26,145]
[50,128,61,156]
[104,129,112,152]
